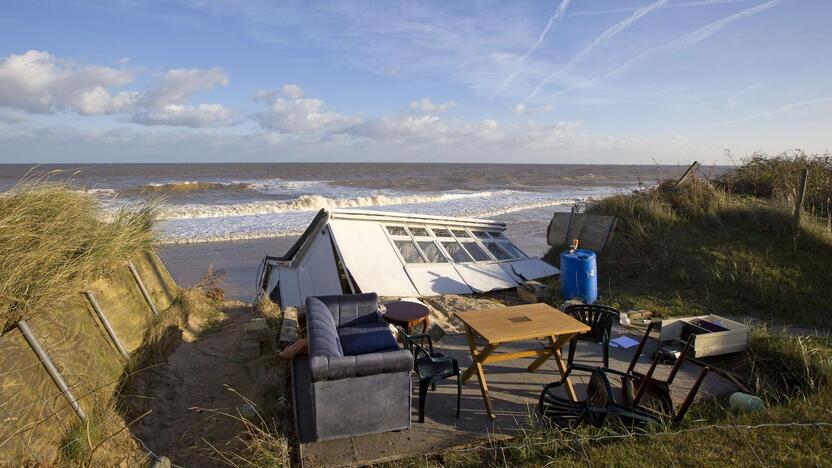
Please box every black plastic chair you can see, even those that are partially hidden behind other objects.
[539,322,710,427]
[396,327,462,423]
[563,304,620,368]
[538,366,658,428]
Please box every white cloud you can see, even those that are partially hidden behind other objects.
[409,97,457,114]
[0,50,135,115]
[253,87,360,134]
[0,51,233,127]
[131,67,233,127]
[513,103,553,115]
[0,109,29,123]
[280,84,304,99]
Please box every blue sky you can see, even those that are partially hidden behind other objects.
[0,0,829,164]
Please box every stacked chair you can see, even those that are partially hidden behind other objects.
[397,326,462,423]
[539,306,710,428]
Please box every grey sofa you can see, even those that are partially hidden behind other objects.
[292,293,413,442]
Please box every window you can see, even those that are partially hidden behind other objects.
[500,243,526,258]
[408,226,430,237]
[386,225,408,236]
[441,241,473,262]
[460,240,491,261]
[418,241,448,263]
[489,231,507,240]
[395,240,425,263]
[430,227,453,238]
[472,230,490,239]
[451,229,470,239]
[484,241,513,260]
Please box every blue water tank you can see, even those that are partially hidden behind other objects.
[560,249,598,304]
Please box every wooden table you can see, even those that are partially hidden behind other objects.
[383,301,430,334]
[455,303,591,420]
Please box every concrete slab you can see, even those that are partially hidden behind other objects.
[299,323,739,467]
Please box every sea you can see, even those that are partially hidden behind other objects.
[0,163,703,300]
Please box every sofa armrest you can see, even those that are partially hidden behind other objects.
[309,349,413,382]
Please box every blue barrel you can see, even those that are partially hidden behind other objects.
[560,249,598,304]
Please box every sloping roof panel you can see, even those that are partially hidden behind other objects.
[454,263,519,292]
[405,265,474,296]
[328,218,420,297]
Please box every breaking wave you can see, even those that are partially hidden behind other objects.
[157,191,496,220]
[131,181,252,194]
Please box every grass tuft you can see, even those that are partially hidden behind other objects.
[0,178,158,331]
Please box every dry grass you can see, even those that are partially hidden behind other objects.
[0,179,158,331]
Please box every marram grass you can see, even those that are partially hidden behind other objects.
[0,180,157,331]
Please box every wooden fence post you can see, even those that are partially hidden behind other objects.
[675,161,700,188]
[793,167,809,229]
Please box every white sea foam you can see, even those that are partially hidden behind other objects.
[156,191,497,220]
[155,186,625,244]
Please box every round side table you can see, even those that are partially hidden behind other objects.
[382,300,430,334]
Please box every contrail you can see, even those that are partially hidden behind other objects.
[492,0,571,97]
[569,0,749,18]
[522,0,668,103]
[537,0,786,101]
[705,96,832,127]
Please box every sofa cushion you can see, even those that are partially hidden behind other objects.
[306,297,344,358]
[338,321,399,356]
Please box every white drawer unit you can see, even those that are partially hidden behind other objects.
[659,314,750,358]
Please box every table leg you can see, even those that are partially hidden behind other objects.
[549,334,579,402]
[527,333,571,372]
[462,326,498,420]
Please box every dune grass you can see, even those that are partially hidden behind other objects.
[0,180,157,332]
[577,177,832,329]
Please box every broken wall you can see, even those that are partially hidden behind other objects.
[0,251,178,465]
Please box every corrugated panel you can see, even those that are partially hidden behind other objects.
[454,263,519,293]
[329,219,419,297]
[278,267,302,308]
[89,266,155,354]
[503,258,559,282]
[131,251,178,310]
[405,265,473,296]
[297,230,343,301]
[0,328,77,465]
[27,296,124,415]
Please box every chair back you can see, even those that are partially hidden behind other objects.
[564,304,619,341]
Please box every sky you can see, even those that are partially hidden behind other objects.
[0,0,829,164]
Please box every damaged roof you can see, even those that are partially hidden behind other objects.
[269,209,559,307]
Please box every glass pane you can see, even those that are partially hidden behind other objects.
[472,230,490,239]
[489,231,507,240]
[484,241,513,260]
[460,241,491,261]
[418,241,448,263]
[500,242,526,258]
[430,227,453,238]
[395,240,425,263]
[386,225,409,236]
[441,241,473,263]
[408,226,430,237]
[451,229,470,239]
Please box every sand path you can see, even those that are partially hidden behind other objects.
[121,302,289,467]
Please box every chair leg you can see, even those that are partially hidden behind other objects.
[432,382,436,391]
[456,372,462,419]
[418,379,430,423]
[602,338,610,368]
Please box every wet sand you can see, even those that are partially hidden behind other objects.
[159,205,563,301]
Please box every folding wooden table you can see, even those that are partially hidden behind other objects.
[455,303,591,420]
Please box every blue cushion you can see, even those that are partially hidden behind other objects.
[338,321,399,356]
[306,297,344,358]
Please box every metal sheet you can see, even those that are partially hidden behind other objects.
[297,230,343,301]
[454,263,519,293]
[503,258,559,282]
[328,219,420,297]
[405,265,473,296]
[277,267,302,308]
